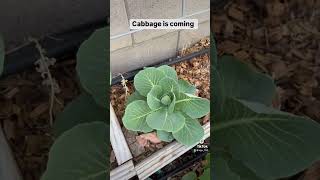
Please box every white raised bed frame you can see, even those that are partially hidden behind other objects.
[110,104,210,180]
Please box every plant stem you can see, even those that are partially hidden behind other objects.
[29,38,55,126]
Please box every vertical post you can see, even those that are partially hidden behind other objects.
[0,129,22,180]
[110,104,133,165]
[182,0,186,17]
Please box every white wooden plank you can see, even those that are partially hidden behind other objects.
[135,123,210,180]
[110,160,137,180]
[110,104,133,165]
[0,128,22,180]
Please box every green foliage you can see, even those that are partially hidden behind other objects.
[123,65,210,146]
[0,36,4,76]
[53,92,106,137]
[76,27,108,108]
[199,169,210,180]
[182,172,197,180]
[122,100,153,133]
[172,116,204,146]
[182,153,211,180]
[211,34,217,67]
[42,28,108,180]
[214,158,240,180]
[41,122,108,180]
[213,55,320,179]
[126,91,146,105]
[216,56,276,106]
[157,130,174,142]
[178,79,196,94]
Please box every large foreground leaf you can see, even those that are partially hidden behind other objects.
[213,98,320,179]
[216,56,276,107]
[214,158,240,180]
[182,172,197,180]
[0,36,4,76]
[199,169,210,180]
[173,117,204,146]
[122,100,154,132]
[211,33,217,67]
[228,158,265,180]
[76,27,108,108]
[53,93,106,137]
[41,122,107,180]
[215,150,265,180]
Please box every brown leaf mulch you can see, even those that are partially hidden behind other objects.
[0,59,80,180]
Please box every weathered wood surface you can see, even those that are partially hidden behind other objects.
[0,128,22,180]
[135,123,210,180]
[110,106,210,180]
[110,160,136,180]
[110,104,133,165]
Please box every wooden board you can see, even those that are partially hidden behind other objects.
[135,123,210,180]
[110,104,133,165]
[110,160,136,180]
[110,102,210,179]
[0,128,22,180]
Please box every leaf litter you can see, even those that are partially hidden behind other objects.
[0,58,80,180]
[212,0,320,179]
[110,38,210,168]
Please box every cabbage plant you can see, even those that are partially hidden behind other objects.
[123,65,210,146]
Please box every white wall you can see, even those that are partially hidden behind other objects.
[110,0,210,74]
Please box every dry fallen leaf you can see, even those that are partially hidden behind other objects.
[136,136,149,147]
[136,132,161,147]
[271,61,288,80]
[228,5,244,22]
[302,161,320,180]
[203,114,210,124]
[129,141,146,157]
[122,128,137,145]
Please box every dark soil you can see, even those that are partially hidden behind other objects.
[150,150,209,180]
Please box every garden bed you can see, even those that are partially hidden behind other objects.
[0,58,80,180]
[110,38,210,179]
